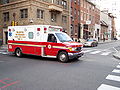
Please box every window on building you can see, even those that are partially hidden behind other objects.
[71,7,73,15]
[81,11,83,21]
[3,12,9,22]
[20,9,28,18]
[89,15,91,21]
[78,10,80,21]
[74,8,77,18]
[1,0,9,4]
[56,0,61,5]
[71,24,74,35]
[62,0,67,9]
[37,9,44,19]
[74,0,77,4]
[78,0,80,5]
[62,15,67,23]
[51,13,57,22]
[75,25,78,33]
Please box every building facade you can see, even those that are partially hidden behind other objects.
[0,0,70,44]
[94,6,100,41]
[100,11,109,40]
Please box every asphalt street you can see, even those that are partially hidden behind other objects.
[0,41,120,90]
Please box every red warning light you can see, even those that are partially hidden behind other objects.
[44,28,47,31]
[37,28,40,31]
[9,29,11,31]
[60,29,62,31]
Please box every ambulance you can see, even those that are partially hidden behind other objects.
[8,25,84,63]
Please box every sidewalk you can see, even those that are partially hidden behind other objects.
[98,40,116,44]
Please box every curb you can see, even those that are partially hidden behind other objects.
[113,53,120,60]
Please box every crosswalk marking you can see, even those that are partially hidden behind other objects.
[101,52,111,56]
[97,84,120,90]
[112,69,120,73]
[83,50,93,53]
[106,75,120,82]
[90,51,101,54]
[82,49,113,56]
[116,65,120,68]
[97,64,120,90]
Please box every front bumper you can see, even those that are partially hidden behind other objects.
[84,43,91,46]
[68,51,84,59]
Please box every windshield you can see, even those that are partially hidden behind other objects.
[55,33,73,42]
[87,39,93,41]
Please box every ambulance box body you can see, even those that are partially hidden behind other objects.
[8,25,83,63]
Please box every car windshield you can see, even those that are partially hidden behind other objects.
[87,39,94,41]
[55,33,73,42]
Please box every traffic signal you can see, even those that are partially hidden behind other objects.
[11,21,15,26]
[11,21,18,26]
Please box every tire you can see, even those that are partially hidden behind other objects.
[57,51,68,63]
[96,43,98,47]
[91,43,94,47]
[15,48,22,57]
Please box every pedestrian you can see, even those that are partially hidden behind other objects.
[71,35,74,41]
[103,38,105,42]
[98,37,100,41]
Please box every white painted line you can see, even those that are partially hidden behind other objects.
[106,75,120,82]
[90,51,101,54]
[2,53,8,55]
[116,65,120,68]
[101,52,111,56]
[112,69,120,73]
[97,84,120,90]
[83,50,93,53]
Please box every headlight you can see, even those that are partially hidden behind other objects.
[69,47,77,51]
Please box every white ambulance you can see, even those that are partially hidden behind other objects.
[8,25,84,63]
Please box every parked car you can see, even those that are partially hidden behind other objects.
[83,39,98,47]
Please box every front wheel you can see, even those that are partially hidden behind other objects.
[15,48,22,57]
[57,51,68,63]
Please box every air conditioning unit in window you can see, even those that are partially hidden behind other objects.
[74,0,76,3]
[51,19,55,22]
[29,19,33,23]
[72,18,74,21]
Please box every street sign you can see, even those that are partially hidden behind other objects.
[86,20,91,24]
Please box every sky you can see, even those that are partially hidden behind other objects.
[95,0,120,34]
[90,0,120,36]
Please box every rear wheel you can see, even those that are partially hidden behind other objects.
[15,48,22,57]
[57,51,68,63]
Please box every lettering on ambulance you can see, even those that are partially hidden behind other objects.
[45,34,58,56]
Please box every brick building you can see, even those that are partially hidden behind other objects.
[80,0,96,39]
[0,0,70,44]
[70,0,81,41]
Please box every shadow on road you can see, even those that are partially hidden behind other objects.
[8,54,83,64]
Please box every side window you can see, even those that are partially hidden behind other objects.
[28,32,34,39]
[47,34,57,43]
